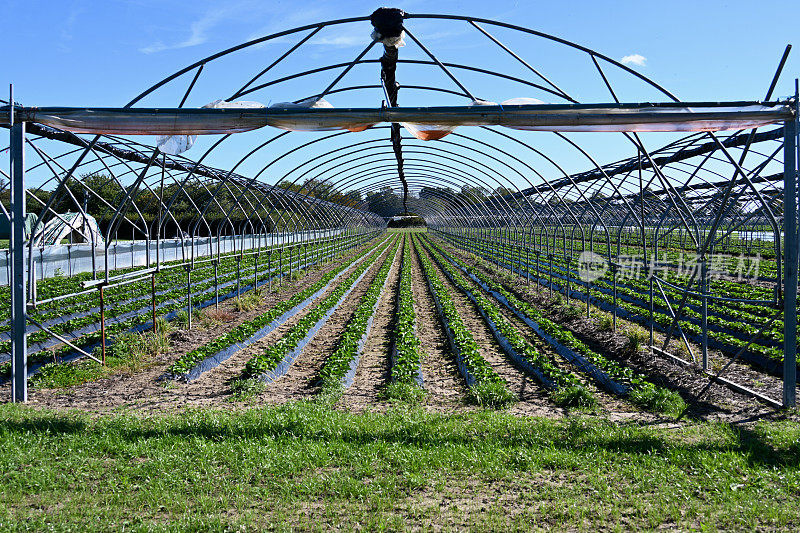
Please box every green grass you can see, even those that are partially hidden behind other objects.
[228,377,267,402]
[381,381,426,404]
[0,403,798,530]
[30,321,172,389]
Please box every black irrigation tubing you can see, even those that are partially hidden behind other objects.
[0,243,342,363]
[444,235,794,376]
[256,243,390,386]
[340,244,401,390]
[428,239,628,396]
[438,239,790,407]
[175,240,384,383]
[388,242,424,387]
[0,236,375,382]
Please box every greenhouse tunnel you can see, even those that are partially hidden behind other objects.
[1,8,798,406]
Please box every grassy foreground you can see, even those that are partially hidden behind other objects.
[0,403,798,531]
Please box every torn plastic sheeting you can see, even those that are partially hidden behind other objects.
[400,99,501,140]
[268,97,376,132]
[257,257,374,386]
[370,6,405,48]
[156,99,264,154]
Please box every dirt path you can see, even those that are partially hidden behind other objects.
[335,243,403,413]
[257,239,398,405]
[417,241,557,417]
[19,238,388,413]
[409,238,471,412]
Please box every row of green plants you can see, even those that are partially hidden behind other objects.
[446,233,787,365]
[390,237,425,387]
[412,235,516,408]
[475,227,779,268]
[420,238,595,408]
[168,237,390,376]
[459,234,777,320]
[457,232,778,309]
[241,237,396,379]
[2,234,348,328]
[0,239,335,359]
[317,239,401,394]
[0,234,375,379]
[427,236,687,416]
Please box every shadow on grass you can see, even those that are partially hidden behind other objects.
[0,403,797,468]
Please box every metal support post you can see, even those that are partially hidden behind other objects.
[784,114,798,407]
[151,272,157,330]
[10,89,27,403]
[701,257,709,370]
[99,286,106,365]
[214,260,219,308]
[186,267,192,329]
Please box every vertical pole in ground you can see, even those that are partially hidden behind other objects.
[99,285,106,365]
[701,256,709,370]
[9,87,27,402]
[254,254,259,292]
[612,264,618,332]
[151,272,157,330]
[236,255,241,296]
[186,266,192,329]
[783,110,798,407]
[267,251,272,292]
[213,260,219,309]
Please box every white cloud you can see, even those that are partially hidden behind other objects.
[620,54,647,67]
[310,32,367,48]
[140,5,239,54]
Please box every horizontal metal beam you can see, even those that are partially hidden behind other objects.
[1,101,793,135]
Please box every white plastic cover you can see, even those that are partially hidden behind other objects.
[156,134,196,155]
[371,29,405,48]
[155,99,266,154]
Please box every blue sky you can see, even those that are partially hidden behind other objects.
[3,0,799,193]
[3,0,798,106]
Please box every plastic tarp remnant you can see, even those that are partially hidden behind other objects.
[401,99,502,140]
[7,102,793,136]
[156,99,265,154]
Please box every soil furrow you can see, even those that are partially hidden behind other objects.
[434,236,786,422]
[417,240,556,416]
[23,239,386,412]
[410,237,470,411]
[335,242,403,412]
[259,240,398,404]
